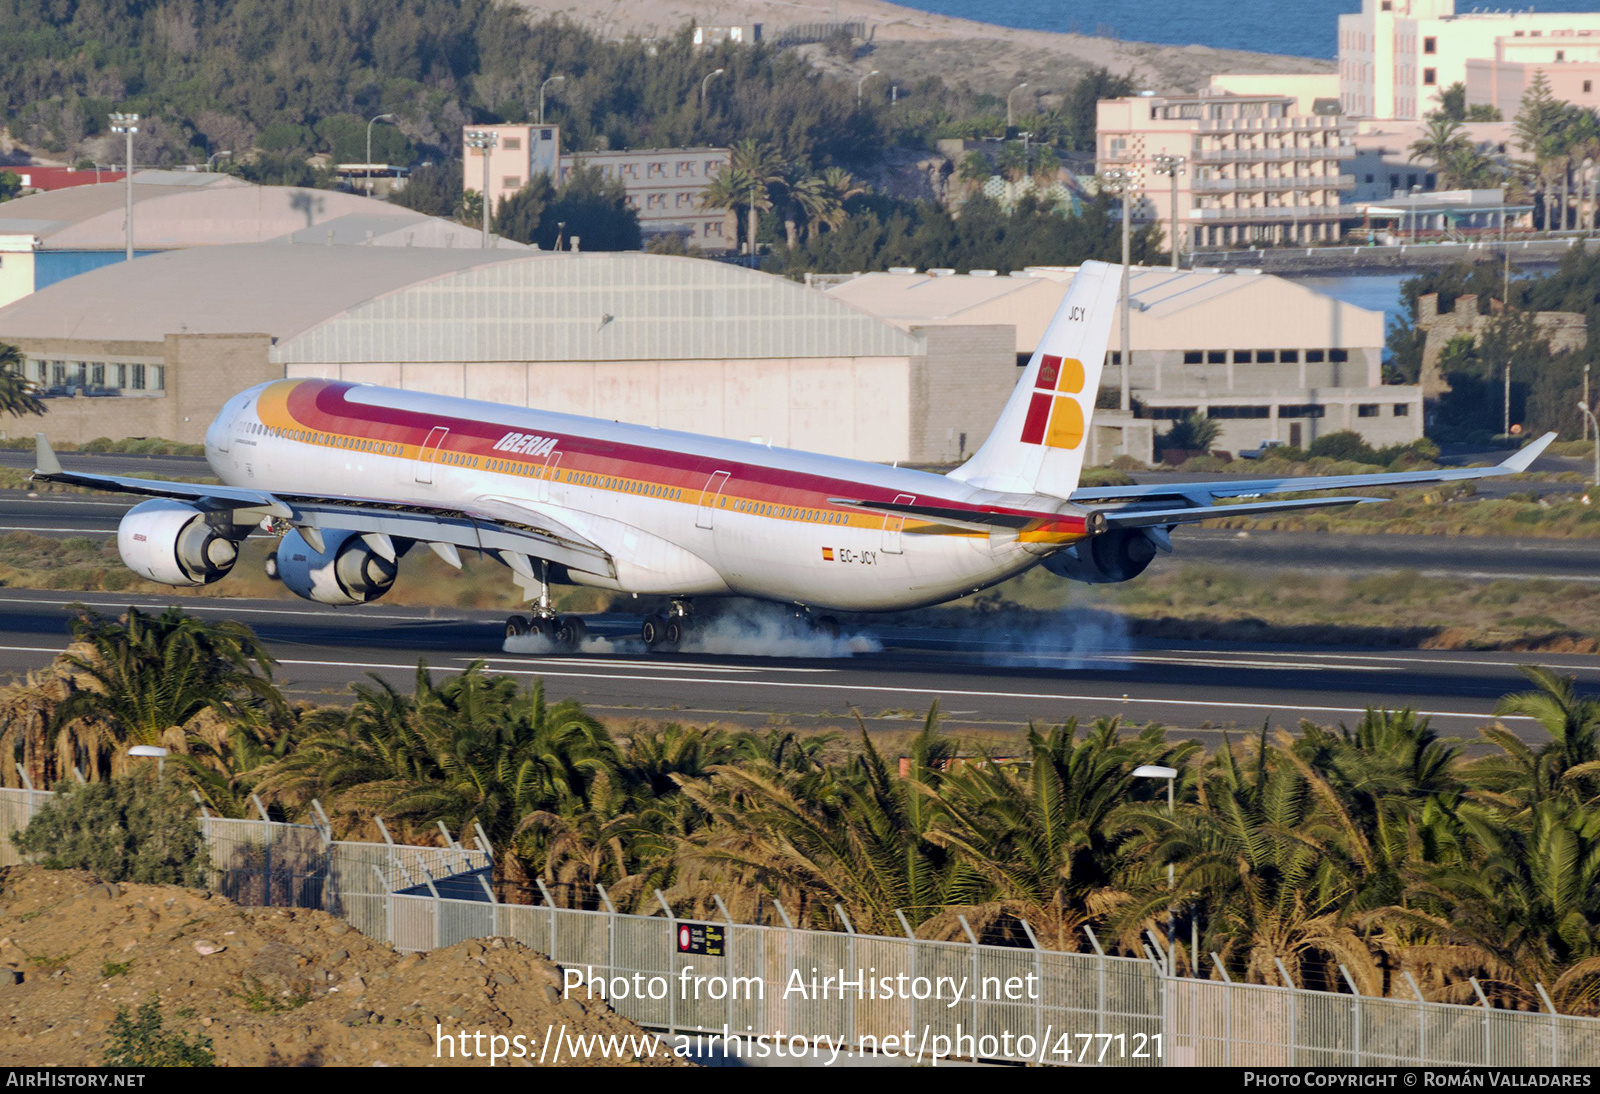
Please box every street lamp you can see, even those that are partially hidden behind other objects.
[1006,82,1029,129]
[539,75,567,125]
[1578,401,1600,488]
[205,150,232,173]
[1133,764,1178,975]
[1100,163,1141,413]
[464,129,499,250]
[129,744,168,778]
[109,112,139,262]
[366,113,396,197]
[856,70,880,106]
[1151,153,1186,269]
[701,68,725,107]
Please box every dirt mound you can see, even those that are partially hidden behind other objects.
[0,867,686,1067]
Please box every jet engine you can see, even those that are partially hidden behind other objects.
[117,499,242,586]
[275,529,400,605]
[1041,527,1162,585]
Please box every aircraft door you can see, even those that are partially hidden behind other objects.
[696,470,730,530]
[539,450,563,503]
[415,426,449,484]
[881,493,915,554]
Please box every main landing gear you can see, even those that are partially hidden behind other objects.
[504,612,587,649]
[504,557,586,651]
[641,600,696,651]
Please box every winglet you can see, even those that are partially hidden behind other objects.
[33,433,61,477]
[1501,431,1556,474]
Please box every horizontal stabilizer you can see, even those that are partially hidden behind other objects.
[827,496,1087,534]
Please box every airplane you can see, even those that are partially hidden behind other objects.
[31,260,1553,652]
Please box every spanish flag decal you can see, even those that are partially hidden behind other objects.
[821,547,835,561]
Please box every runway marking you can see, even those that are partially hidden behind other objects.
[0,593,456,624]
[0,525,119,534]
[274,656,1532,725]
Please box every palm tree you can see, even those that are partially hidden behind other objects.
[53,606,285,780]
[679,706,964,933]
[0,344,45,418]
[702,139,786,256]
[1467,666,1600,810]
[924,717,1197,950]
[1409,115,1474,186]
[1514,72,1570,228]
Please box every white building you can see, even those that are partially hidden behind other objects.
[825,266,1422,457]
[1339,0,1600,120]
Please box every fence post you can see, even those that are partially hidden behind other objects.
[1213,953,1232,1067]
[535,878,556,964]
[1536,982,1560,1067]
[1470,977,1492,1064]
[895,909,918,1054]
[657,890,676,1037]
[1019,919,1044,1058]
[1083,925,1107,1038]
[423,872,443,951]
[1275,959,1297,1066]
[1340,964,1363,1066]
[1405,970,1428,1063]
[958,914,980,1058]
[372,865,392,946]
[597,884,617,1009]
[13,764,31,792]
[373,815,397,891]
[714,895,735,1038]
[774,899,795,1042]
[836,904,857,1053]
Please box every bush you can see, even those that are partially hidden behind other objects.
[1158,412,1221,457]
[1307,430,1378,463]
[14,772,206,886]
[103,999,215,1067]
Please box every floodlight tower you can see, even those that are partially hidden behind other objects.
[109,112,140,261]
[464,129,499,249]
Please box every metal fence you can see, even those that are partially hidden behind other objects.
[3,786,1598,1066]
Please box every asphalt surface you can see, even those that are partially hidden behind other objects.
[0,588,1591,742]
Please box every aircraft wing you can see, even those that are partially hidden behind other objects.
[1070,432,1556,505]
[1099,495,1380,529]
[31,435,616,579]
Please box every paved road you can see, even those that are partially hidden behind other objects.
[0,448,209,480]
[0,588,1590,742]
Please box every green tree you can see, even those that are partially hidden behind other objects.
[542,164,641,251]
[16,771,206,886]
[52,607,285,779]
[492,173,557,246]
[0,170,20,201]
[393,161,463,218]
[0,344,46,418]
[1469,666,1600,810]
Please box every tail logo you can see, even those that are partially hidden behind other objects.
[1019,354,1086,450]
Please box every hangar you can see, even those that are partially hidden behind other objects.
[0,245,1014,462]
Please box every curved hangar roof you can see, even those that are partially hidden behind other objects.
[0,245,922,363]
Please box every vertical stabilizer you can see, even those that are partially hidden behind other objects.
[947,260,1122,498]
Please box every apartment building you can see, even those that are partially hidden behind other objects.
[460,123,562,214]
[559,148,735,251]
[1466,34,1600,120]
[1097,92,1355,250]
[1339,0,1600,120]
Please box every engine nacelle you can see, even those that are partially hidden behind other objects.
[117,499,241,587]
[1042,528,1160,585]
[276,529,398,605]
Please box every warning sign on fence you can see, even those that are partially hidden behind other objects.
[675,921,725,956]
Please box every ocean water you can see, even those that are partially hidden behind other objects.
[898,1,1600,59]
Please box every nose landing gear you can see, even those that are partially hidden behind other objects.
[503,557,587,652]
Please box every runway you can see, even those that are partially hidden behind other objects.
[0,588,1591,742]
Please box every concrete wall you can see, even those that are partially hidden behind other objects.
[0,333,275,444]
[1144,386,1424,454]
[907,324,1017,464]
[295,356,919,463]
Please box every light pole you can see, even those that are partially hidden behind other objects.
[205,150,232,173]
[1006,82,1029,130]
[366,113,396,197]
[701,68,724,107]
[130,744,168,779]
[856,69,880,106]
[1100,163,1140,412]
[1579,401,1600,488]
[464,129,499,249]
[1152,153,1186,269]
[539,75,566,125]
[1133,764,1179,975]
[109,112,139,262]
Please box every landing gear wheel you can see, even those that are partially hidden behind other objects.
[264,554,279,580]
[664,617,691,648]
[641,613,668,649]
[505,614,531,639]
[531,615,558,641]
[555,614,587,650]
[815,615,841,639]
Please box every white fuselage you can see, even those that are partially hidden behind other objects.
[205,379,1080,612]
